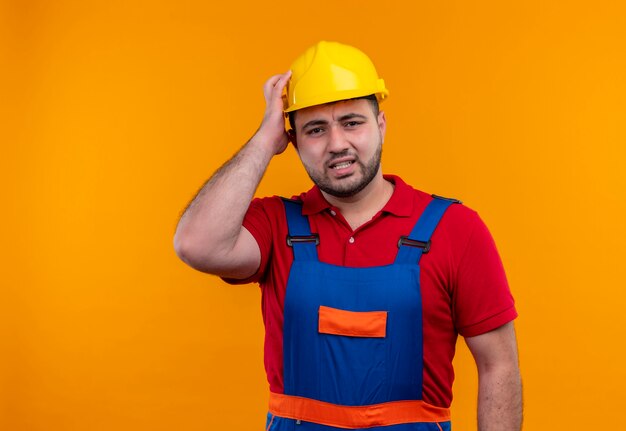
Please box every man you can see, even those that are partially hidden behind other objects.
[174,41,522,430]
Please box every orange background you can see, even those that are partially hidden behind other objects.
[2,1,625,429]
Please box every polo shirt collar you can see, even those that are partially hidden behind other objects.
[301,174,413,217]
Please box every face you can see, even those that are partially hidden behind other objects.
[293,99,386,198]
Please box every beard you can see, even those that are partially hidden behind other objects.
[303,138,383,198]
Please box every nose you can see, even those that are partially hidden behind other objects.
[327,123,350,154]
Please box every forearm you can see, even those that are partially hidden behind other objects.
[174,133,274,271]
[174,71,291,275]
[477,364,523,431]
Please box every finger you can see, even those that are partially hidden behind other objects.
[264,71,292,102]
[276,71,292,107]
[263,72,288,100]
[275,70,292,92]
[263,74,283,92]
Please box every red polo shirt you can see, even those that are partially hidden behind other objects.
[225,174,517,408]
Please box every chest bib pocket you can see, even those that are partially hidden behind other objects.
[317,305,389,405]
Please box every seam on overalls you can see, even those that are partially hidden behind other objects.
[265,414,275,431]
[436,422,444,431]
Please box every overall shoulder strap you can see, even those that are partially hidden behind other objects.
[395,195,462,264]
[281,198,319,262]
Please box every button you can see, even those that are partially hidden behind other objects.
[348,237,355,244]
[330,210,336,216]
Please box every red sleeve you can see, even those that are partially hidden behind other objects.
[221,197,275,285]
[453,212,517,337]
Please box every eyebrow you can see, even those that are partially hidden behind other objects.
[300,113,368,133]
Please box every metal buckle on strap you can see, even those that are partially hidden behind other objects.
[287,234,320,247]
[397,236,431,253]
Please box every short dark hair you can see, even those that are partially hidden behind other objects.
[288,94,380,132]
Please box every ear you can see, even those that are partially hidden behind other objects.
[288,129,298,148]
[377,111,387,142]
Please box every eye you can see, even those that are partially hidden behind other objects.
[344,121,362,128]
[306,127,324,135]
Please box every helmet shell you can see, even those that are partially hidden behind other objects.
[284,41,389,113]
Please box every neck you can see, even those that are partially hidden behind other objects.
[321,172,394,230]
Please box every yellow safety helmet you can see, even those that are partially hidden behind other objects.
[284,41,389,113]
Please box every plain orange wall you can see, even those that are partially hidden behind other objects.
[3,1,625,429]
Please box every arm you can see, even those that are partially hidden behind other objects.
[465,322,523,431]
[173,71,292,279]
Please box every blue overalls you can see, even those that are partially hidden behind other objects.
[266,196,458,431]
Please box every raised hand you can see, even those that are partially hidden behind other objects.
[257,71,292,155]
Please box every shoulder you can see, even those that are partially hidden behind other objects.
[245,193,309,231]
[431,197,488,259]
[248,195,282,214]
[392,176,487,257]
[439,199,481,233]
[392,174,481,231]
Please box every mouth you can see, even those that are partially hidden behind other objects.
[328,156,356,170]
[330,160,354,170]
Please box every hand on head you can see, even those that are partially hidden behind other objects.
[258,71,292,155]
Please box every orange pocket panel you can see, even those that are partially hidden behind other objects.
[318,305,387,338]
